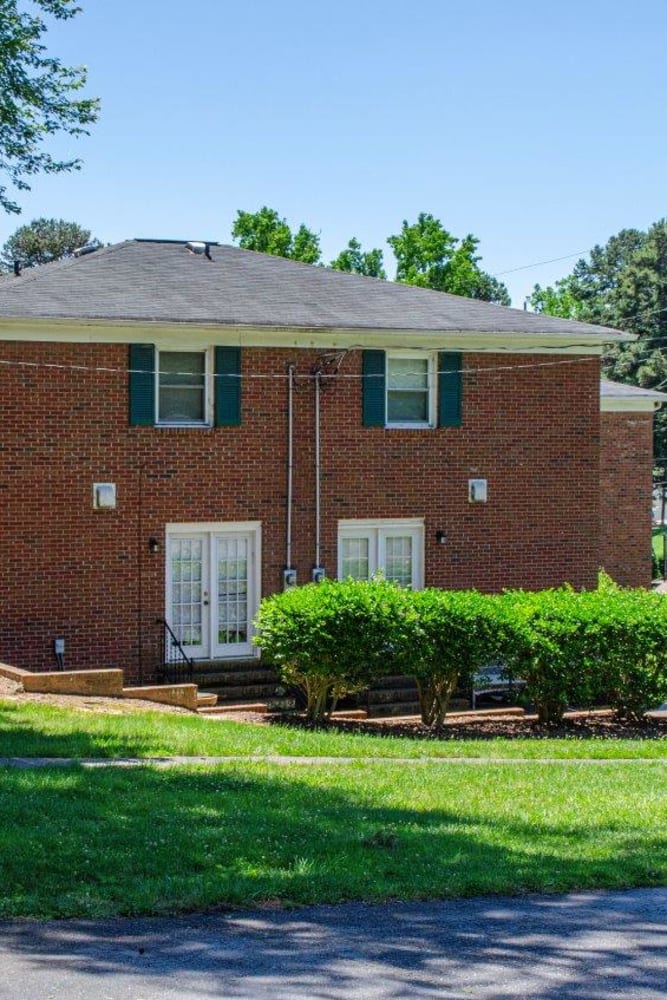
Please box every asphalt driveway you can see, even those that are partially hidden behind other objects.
[1,888,666,999]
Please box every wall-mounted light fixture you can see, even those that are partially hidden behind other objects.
[435,530,447,545]
[148,537,161,554]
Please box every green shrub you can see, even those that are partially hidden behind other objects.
[408,590,510,728]
[503,582,667,722]
[254,578,414,722]
[589,585,667,719]
[257,575,667,727]
[501,588,608,724]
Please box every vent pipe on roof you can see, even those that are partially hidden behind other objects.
[185,241,213,260]
[13,261,21,277]
[73,243,100,258]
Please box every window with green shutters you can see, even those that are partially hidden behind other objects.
[361,349,462,428]
[128,344,242,427]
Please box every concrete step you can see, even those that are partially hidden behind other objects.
[367,700,421,718]
[191,668,281,687]
[191,658,272,675]
[196,691,218,708]
[199,701,270,715]
[199,695,296,716]
[207,682,289,703]
[366,686,419,705]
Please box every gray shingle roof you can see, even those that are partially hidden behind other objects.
[0,238,629,339]
[601,379,667,401]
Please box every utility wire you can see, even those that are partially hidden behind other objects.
[493,250,589,277]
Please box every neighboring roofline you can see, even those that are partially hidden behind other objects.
[601,379,667,412]
[0,316,629,353]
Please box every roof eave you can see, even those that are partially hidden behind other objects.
[0,316,634,353]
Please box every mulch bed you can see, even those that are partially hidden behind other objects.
[271,710,667,742]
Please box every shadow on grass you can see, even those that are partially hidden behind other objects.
[0,763,665,921]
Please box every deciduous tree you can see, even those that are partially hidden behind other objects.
[330,237,386,278]
[0,0,99,214]
[530,222,667,467]
[0,217,99,271]
[387,213,510,304]
[231,206,321,264]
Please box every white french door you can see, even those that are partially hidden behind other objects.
[166,523,260,659]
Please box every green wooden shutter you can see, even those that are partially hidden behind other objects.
[362,350,386,427]
[128,344,155,426]
[215,346,241,426]
[438,352,463,427]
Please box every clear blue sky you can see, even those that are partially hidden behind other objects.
[3,0,667,306]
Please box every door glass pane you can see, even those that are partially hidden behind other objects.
[217,537,249,645]
[170,538,203,646]
[384,536,413,588]
[341,537,370,580]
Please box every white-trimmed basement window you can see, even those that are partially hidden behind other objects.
[157,349,211,425]
[338,519,424,589]
[386,353,435,427]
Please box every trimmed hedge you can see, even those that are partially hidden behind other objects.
[408,589,512,728]
[502,581,667,723]
[253,578,415,721]
[254,577,667,726]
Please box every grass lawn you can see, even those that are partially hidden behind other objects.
[1,698,667,918]
[3,699,667,759]
[0,759,665,919]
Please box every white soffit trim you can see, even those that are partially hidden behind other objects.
[0,318,630,354]
[602,397,664,412]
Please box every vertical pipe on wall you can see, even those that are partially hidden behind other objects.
[286,364,295,572]
[314,370,321,571]
[136,462,144,686]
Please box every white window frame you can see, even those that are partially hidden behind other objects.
[156,347,213,427]
[385,351,436,429]
[337,518,425,589]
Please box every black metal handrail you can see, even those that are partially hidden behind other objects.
[156,618,194,684]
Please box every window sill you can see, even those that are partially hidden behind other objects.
[385,422,435,430]
[155,421,212,429]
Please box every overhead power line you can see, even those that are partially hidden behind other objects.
[493,251,589,278]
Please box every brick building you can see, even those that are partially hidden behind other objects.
[0,239,661,682]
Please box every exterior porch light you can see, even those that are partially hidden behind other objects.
[435,530,447,545]
[148,537,161,554]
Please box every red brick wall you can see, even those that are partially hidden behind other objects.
[0,341,602,680]
[599,411,654,587]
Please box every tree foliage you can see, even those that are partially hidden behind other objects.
[0,216,99,271]
[387,213,510,304]
[0,0,100,214]
[529,221,667,466]
[330,237,386,278]
[232,206,508,302]
[231,206,321,264]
